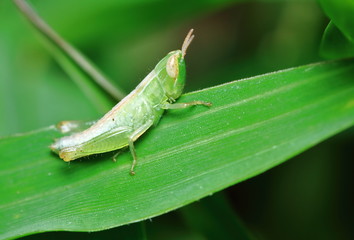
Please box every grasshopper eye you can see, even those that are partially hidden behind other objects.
[166,54,178,79]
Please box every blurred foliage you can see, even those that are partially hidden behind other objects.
[0,0,325,135]
[0,0,353,239]
[320,22,354,59]
[319,0,354,58]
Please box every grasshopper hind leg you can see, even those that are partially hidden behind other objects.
[127,119,154,175]
[111,141,137,175]
[128,140,137,175]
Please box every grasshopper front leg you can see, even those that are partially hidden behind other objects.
[161,101,211,110]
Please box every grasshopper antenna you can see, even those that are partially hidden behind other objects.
[181,29,194,58]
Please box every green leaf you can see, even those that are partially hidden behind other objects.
[1,58,354,239]
[19,222,146,240]
[320,22,354,59]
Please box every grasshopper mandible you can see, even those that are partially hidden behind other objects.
[51,29,211,175]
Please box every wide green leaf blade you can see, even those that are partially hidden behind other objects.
[1,59,354,239]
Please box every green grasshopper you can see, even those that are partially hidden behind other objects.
[51,29,211,175]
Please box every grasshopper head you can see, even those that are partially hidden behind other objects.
[163,50,186,100]
[156,29,194,100]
